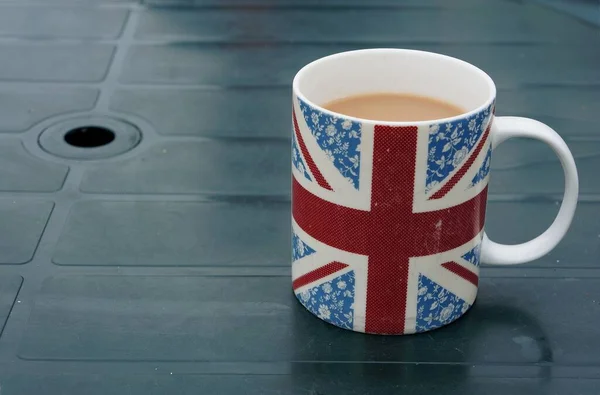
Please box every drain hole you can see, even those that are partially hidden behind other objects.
[64,126,115,148]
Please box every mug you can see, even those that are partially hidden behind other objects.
[290,49,579,335]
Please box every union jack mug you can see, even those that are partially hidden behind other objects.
[291,49,579,335]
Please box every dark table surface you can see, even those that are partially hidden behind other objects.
[0,0,599,393]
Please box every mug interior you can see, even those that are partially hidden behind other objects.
[293,49,496,123]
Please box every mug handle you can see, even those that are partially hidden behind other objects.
[480,116,579,265]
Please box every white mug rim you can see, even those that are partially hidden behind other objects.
[292,48,497,126]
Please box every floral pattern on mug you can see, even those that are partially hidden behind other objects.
[292,231,315,262]
[416,274,470,332]
[298,99,362,190]
[296,270,355,330]
[462,243,482,268]
[469,144,492,188]
[291,127,312,182]
[426,103,493,195]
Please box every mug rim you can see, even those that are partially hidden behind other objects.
[292,48,497,126]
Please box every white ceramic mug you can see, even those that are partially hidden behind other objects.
[290,49,579,335]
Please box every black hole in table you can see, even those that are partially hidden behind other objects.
[64,127,115,148]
